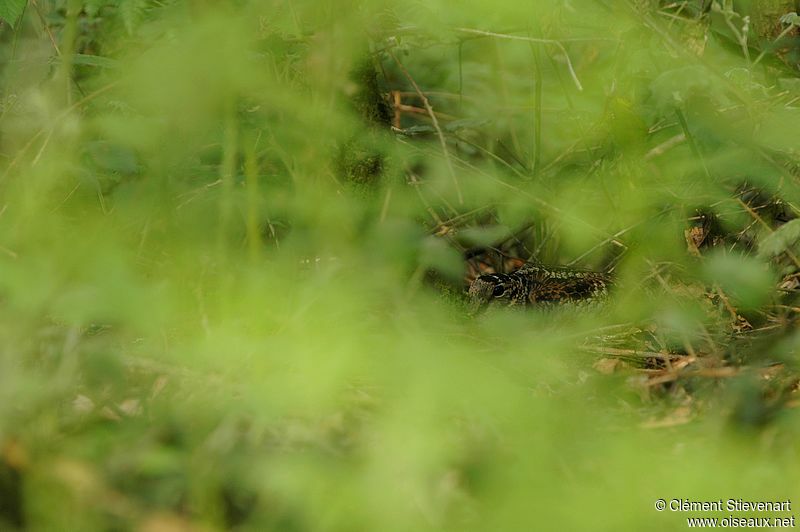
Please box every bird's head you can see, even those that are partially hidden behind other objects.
[467,273,513,313]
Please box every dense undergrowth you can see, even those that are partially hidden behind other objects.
[1,0,800,530]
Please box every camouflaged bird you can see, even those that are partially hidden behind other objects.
[468,260,611,313]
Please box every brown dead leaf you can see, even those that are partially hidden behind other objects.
[593,358,622,375]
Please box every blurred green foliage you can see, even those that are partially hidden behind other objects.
[1,0,800,530]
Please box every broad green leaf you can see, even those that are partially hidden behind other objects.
[52,53,120,69]
[458,225,512,247]
[418,236,464,280]
[73,53,120,69]
[759,219,800,258]
[444,118,490,132]
[649,66,710,109]
[0,0,26,28]
[702,252,775,310]
[397,124,435,136]
[755,108,800,153]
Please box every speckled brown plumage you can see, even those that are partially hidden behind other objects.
[468,261,611,312]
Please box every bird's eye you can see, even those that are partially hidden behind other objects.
[492,285,506,297]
